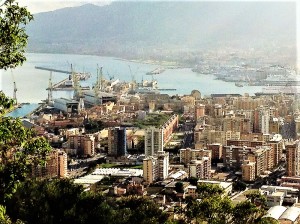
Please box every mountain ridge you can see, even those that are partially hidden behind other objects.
[26,2,296,57]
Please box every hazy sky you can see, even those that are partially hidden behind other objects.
[18,1,112,13]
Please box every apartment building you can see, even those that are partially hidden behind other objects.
[223,117,252,134]
[143,157,158,184]
[222,145,252,168]
[143,151,169,183]
[286,141,300,177]
[195,104,205,121]
[207,143,222,160]
[68,134,95,157]
[108,127,127,157]
[180,148,211,165]
[267,134,283,167]
[144,127,164,156]
[32,149,68,179]
[157,151,169,180]
[188,158,211,179]
[242,160,256,181]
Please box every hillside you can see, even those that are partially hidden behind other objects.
[26,2,296,57]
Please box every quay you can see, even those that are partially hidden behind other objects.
[146,67,165,75]
[158,88,177,91]
[249,81,300,86]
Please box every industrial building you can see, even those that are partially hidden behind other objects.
[83,90,116,105]
[53,98,79,113]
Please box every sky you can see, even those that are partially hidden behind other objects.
[18,1,112,13]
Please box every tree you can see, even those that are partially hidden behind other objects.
[0,0,33,70]
[245,190,267,208]
[0,205,12,224]
[0,114,52,203]
[196,183,224,199]
[233,180,247,191]
[117,196,168,224]
[175,182,184,193]
[188,177,198,186]
[6,179,84,224]
[255,217,279,224]
[0,92,13,114]
[232,200,259,224]
[186,195,233,224]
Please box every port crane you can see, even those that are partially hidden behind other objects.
[11,69,17,105]
[71,64,82,100]
[93,65,103,105]
[128,65,140,91]
[47,72,53,105]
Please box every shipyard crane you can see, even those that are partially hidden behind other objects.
[128,65,139,91]
[47,71,53,105]
[11,69,17,105]
[93,65,103,105]
[107,72,114,81]
[71,64,81,100]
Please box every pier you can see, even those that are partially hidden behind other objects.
[158,88,176,91]
[146,67,165,75]
[249,81,300,86]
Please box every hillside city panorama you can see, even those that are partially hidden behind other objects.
[1,1,300,224]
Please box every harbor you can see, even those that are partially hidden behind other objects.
[1,53,265,104]
[5,103,41,118]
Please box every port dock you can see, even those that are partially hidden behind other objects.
[146,68,165,75]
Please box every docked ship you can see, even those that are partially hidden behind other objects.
[129,79,160,95]
[235,83,243,87]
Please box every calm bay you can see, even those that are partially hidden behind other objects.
[0,53,263,103]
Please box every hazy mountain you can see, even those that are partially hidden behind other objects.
[26,1,296,57]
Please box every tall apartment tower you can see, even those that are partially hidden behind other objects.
[58,150,68,178]
[143,157,158,184]
[254,106,270,134]
[108,127,127,156]
[242,160,256,182]
[195,104,205,121]
[188,158,211,179]
[286,141,300,177]
[68,134,95,157]
[83,134,95,157]
[157,151,169,180]
[32,149,68,179]
[144,127,164,156]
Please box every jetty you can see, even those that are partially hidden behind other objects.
[146,68,165,75]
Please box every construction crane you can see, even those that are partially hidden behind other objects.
[11,69,17,105]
